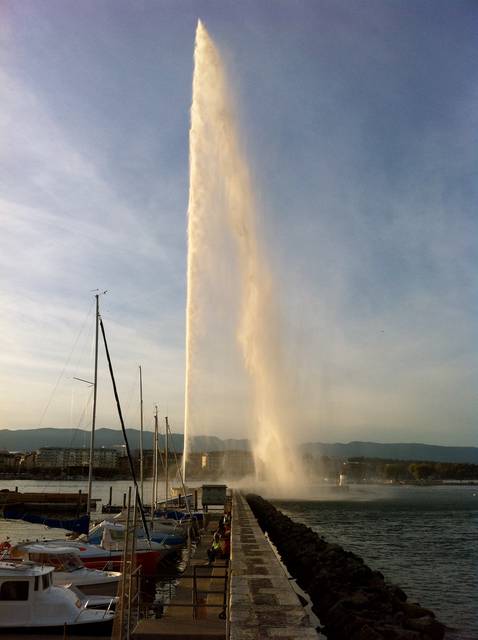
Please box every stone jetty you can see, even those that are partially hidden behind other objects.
[230,493,318,639]
[246,494,446,640]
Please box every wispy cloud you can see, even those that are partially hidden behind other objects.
[0,66,186,430]
[0,1,476,446]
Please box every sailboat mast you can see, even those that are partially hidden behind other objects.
[86,294,99,516]
[165,416,169,507]
[152,405,159,516]
[165,417,191,516]
[139,365,144,502]
[99,316,151,542]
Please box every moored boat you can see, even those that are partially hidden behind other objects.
[0,561,114,634]
[88,519,177,555]
[9,543,121,596]
[35,539,162,575]
[107,510,190,536]
[88,520,186,551]
[39,521,165,574]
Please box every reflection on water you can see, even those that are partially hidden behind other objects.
[140,547,190,619]
[274,484,478,640]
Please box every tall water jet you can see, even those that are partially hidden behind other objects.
[184,21,306,495]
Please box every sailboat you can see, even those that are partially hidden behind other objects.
[5,295,165,573]
[149,416,204,531]
[61,293,165,572]
[109,406,188,547]
[35,524,165,575]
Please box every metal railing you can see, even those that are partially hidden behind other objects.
[192,563,228,620]
[151,562,229,621]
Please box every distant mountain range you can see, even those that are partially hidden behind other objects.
[1,428,477,464]
[301,441,478,464]
[0,428,249,455]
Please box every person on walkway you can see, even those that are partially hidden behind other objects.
[220,530,230,559]
[207,532,221,566]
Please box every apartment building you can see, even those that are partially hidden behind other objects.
[35,447,119,469]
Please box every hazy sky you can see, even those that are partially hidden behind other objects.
[1,1,477,446]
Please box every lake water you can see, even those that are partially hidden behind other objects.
[0,479,158,544]
[273,484,478,640]
[1,480,476,639]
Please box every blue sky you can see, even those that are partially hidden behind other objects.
[1,0,477,445]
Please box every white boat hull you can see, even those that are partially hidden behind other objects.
[0,562,115,635]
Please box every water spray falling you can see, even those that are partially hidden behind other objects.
[184,21,306,495]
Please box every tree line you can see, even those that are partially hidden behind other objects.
[344,458,478,481]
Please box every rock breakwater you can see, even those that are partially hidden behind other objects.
[246,494,445,640]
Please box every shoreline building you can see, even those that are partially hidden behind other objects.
[35,447,119,470]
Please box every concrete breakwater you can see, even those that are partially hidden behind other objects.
[229,493,318,639]
[246,494,445,640]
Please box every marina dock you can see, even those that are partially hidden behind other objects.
[133,512,227,639]
[133,492,317,639]
[0,487,318,639]
[228,493,317,640]
[0,489,95,508]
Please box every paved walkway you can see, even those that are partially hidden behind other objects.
[133,513,227,639]
[133,494,318,639]
[229,493,318,640]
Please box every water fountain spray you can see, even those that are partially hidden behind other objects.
[184,21,306,495]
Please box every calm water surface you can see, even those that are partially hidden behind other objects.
[0,479,153,543]
[273,484,478,640]
[1,480,476,638]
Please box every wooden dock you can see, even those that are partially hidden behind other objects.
[0,489,98,510]
[133,513,228,640]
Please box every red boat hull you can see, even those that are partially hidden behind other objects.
[81,549,162,575]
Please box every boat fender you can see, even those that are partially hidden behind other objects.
[0,539,11,553]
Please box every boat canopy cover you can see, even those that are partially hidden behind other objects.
[154,509,204,522]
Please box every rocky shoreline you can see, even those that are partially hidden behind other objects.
[246,494,446,640]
